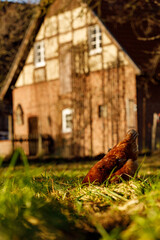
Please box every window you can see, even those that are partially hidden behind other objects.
[88,25,102,55]
[62,108,73,133]
[16,104,24,125]
[34,41,45,68]
[98,105,107,118]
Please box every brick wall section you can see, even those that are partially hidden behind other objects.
[0,140,12,157]
[12,64,137,157]
[13,80,60,137]
[11,1,139,157]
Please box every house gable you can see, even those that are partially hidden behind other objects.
[0,0,141,157]
[14,0,140,89]
[1,1,160,156]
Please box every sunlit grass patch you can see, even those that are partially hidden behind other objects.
[0,151,160,239]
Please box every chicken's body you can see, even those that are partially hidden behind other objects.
[82,129,138,184]
[109,159,138,183]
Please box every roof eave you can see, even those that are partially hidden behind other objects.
[87,5,141,75]
[0,9,44,100]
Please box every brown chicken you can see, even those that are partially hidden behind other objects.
[109,159,138,183]
[82,129,138,184]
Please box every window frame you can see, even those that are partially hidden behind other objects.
[88,24,102,55]
[34,41,45,68]
[62,108,73,133]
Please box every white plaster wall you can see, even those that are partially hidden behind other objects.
[89,55,102,71]
[103,44,117,67]
[15,70,24,87]
[46,59,59,80]
[119,51,129,65]
[45,16,57,37]
[58,11,72,33]
[73,27,87,44]
[24,65,34,85]
[35,68,45,83]
[26,48,33,64]
[45,37,58,59]
[36,23,45,41]
[59,32,72,44]
[87,10,97,25]
[72,6,87,29]
[102,32,111,45]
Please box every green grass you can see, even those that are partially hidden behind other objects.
[0,150,160,239]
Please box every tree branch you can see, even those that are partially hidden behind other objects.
[131,21,160,41]
[154,0,160,6]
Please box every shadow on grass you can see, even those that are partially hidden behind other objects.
[0,195,100,240]
[1,150,104,167]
